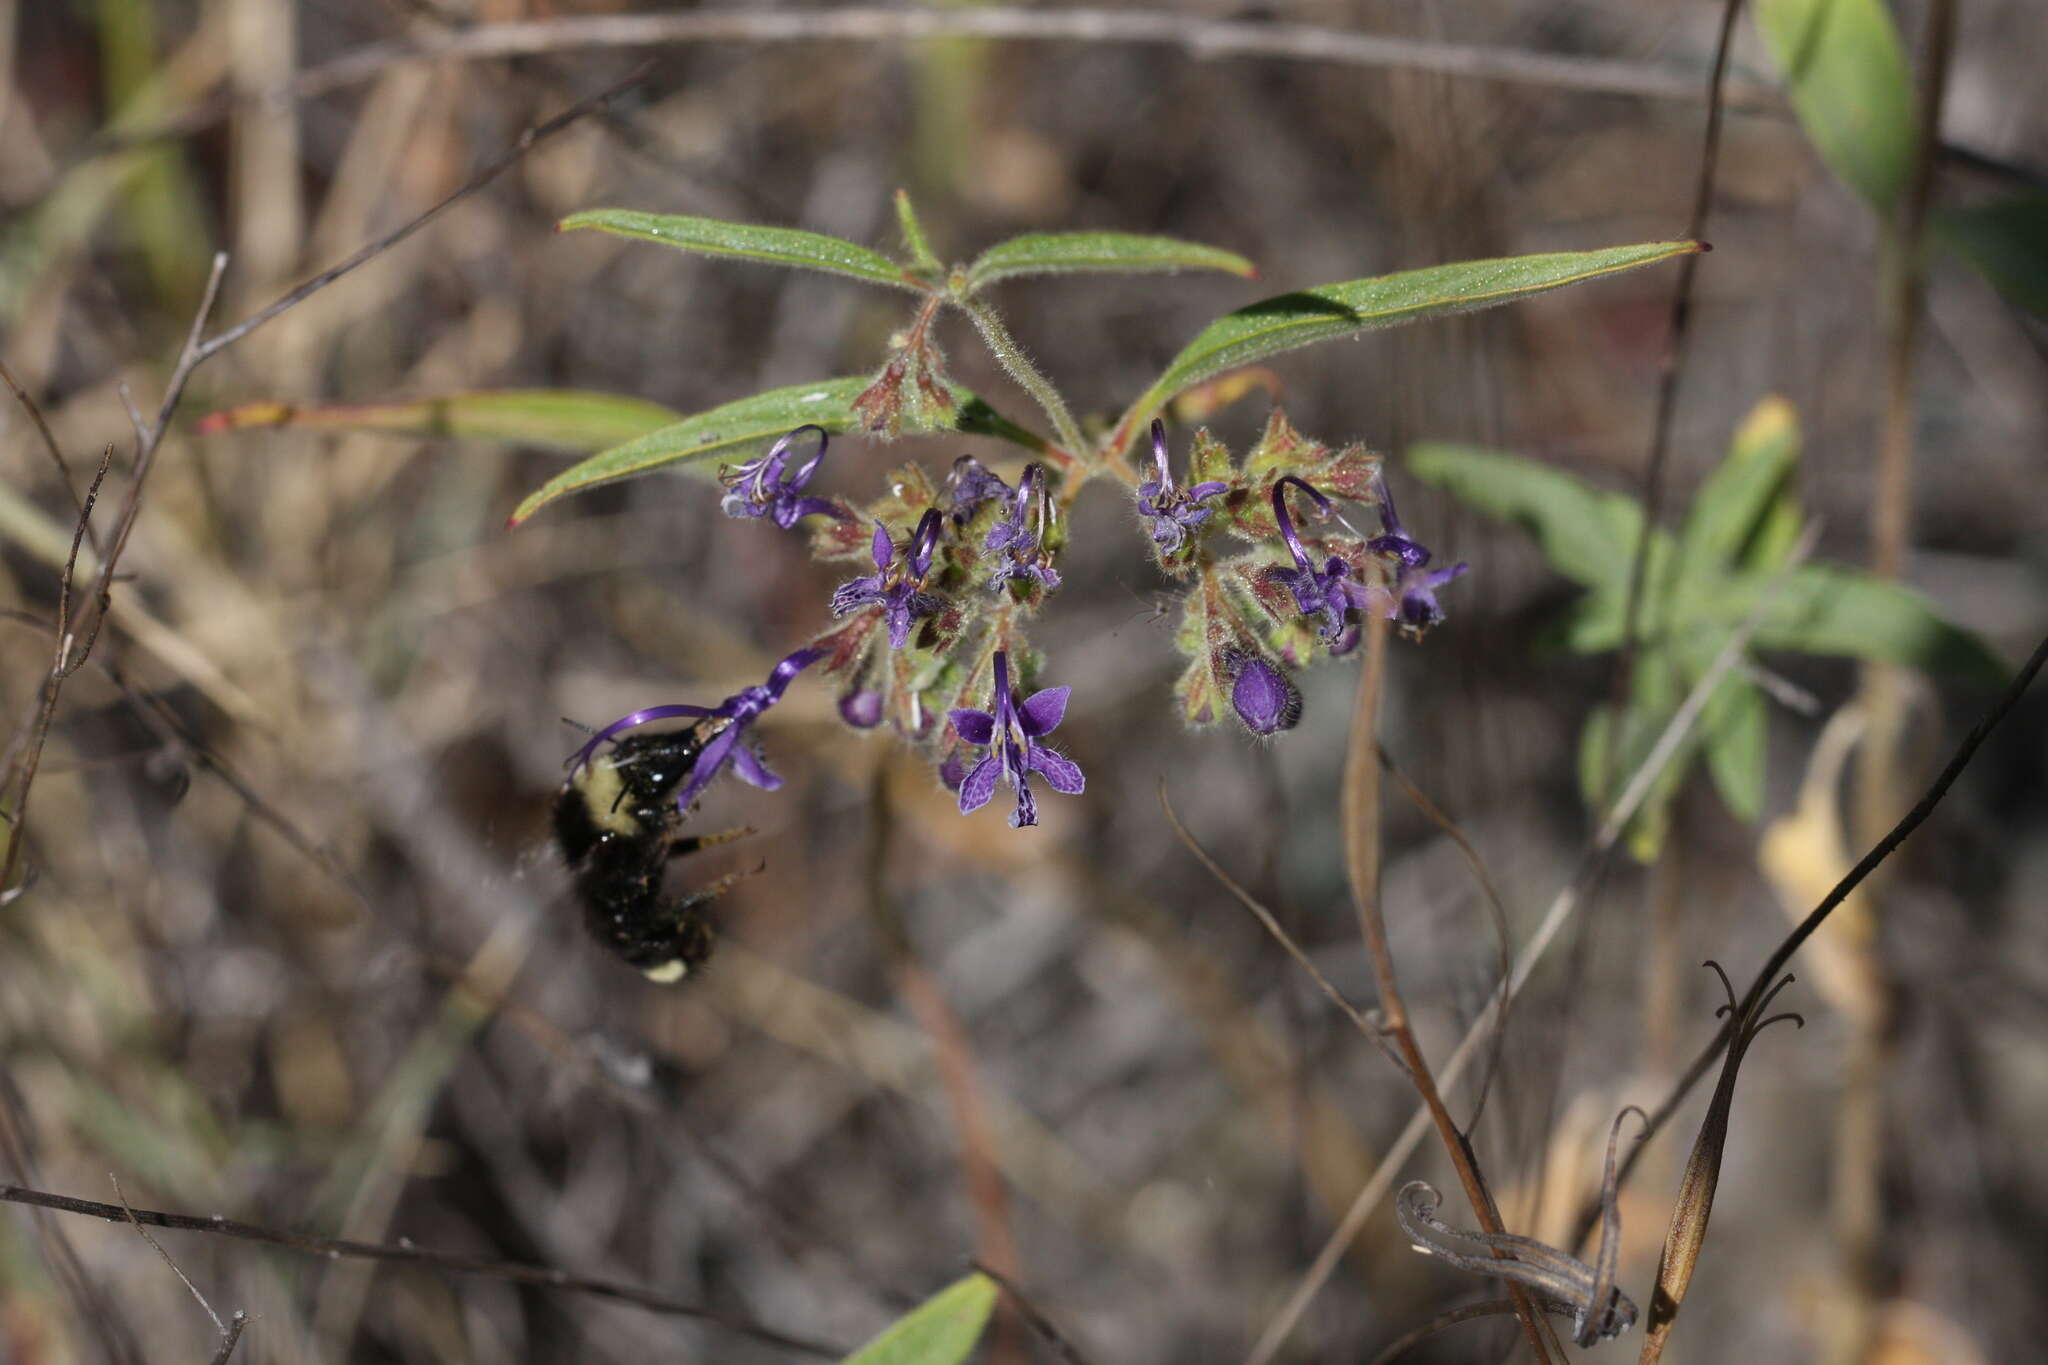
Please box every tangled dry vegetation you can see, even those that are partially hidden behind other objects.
[1,3,2045,1363]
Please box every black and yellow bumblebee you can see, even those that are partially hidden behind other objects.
[553,726,747,983]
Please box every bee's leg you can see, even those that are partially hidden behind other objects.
[638,865,760,985]
[660,825,754,860]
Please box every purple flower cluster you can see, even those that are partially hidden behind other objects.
[984,464,1062,593]
[1136,419,1227,557]
[567,424,1464,832]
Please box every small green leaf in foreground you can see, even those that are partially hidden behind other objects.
[509,377,1045,525]
[194,389,680,453]
[1121,240,1700,436]
[558,209,918,291]
[839,1273,996,1365]
[967,231,1256,289]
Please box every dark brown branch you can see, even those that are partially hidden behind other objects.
[0,1183,842,1357]
[1607,0,1743,787]
[1576,628,2048,1251]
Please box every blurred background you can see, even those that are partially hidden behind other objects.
[2,1,2045,1362]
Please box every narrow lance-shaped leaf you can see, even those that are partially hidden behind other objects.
[509,378,1046,525]
[1753,0,1915,210]
[1118,241,1701,439]
[840,1273,997,1365]
[966,231,1257,289]
[193,390,680,452]
[558,209,919,291]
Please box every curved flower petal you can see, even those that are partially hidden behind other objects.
[958,754,1001,814]
[726,741,783,791]
[674,722,742,812]
[1027,745,1085,795]
[1017,686,1070,737]
[567,704,716,775]
[949,708,996,746]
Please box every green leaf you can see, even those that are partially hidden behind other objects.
[840,1274,996,1365]
[193,390,681,453]
[1753,0,1915,209]
[558,209,917,291]
[1671,395,1800,599]
[1407,442,1652,596]
[894,188,943,275]
[1745,564,2005,682]
[509,378,1044,524]
[1936,194,2048,317]
[1679,636,1768,823]
[1124,241,1700,428]
[966,231,1257,289]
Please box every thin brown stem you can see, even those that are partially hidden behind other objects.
[0,1183,841,1356]
[1340,608,1556,1364]
[0,359,90,535]
[1607,0,1743,791]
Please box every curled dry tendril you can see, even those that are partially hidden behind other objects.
[1397,1102,1646,1348]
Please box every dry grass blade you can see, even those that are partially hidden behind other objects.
[1157,780,1383,1046]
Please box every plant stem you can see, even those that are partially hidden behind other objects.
[1340,607,1558,1364]
[952,293,1090,463]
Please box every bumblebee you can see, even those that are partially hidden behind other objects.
[553,726,746,983]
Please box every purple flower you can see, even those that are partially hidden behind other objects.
[945,455,1011,525]
[830,509,946,649]
[1135,419,1228,556]
[947,652,1085,828]
[985,463,1063,593]
[718,425,847,529]
[1227,651,1302,735]
[567,648,823,815]
[1271,476,1372,647]
[1365,470,1469,632]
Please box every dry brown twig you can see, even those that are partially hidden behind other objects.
[1337,607,1560,1362]
[0,66,646,898]
[1244,523,1819,1365]
[110,1174,247,1362]
[0,1182,841,1357]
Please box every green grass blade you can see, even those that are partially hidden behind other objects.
[967,231,1257,288]
[195,389,681,452]
[558,209,918,290]
[840,1274,996,1365]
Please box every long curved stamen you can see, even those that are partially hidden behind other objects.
[1271,475,1331,572]
[781,425,829,489]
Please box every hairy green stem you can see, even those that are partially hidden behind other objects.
[952,294,1090,463]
